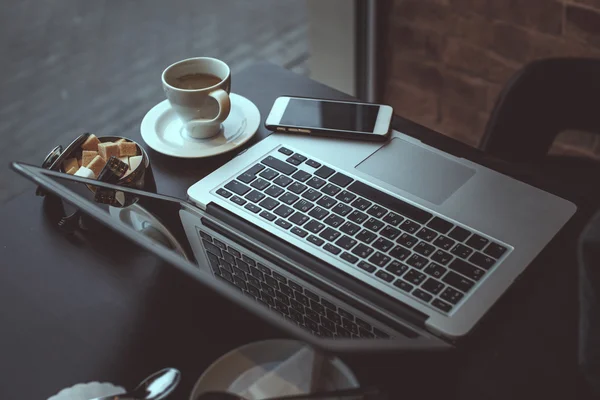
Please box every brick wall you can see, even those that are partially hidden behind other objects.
[382,0,600,159]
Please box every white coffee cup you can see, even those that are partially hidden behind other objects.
[162,57,231,139]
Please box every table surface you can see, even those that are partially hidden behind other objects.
[1,63,597,400]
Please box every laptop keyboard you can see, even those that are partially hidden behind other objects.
[200,230,394,339]
[215,147,510,314]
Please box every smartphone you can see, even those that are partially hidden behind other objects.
[265,96,393,141]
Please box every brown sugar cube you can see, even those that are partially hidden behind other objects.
[66,166,79,175]
[87,155,106,178]
[98,142,119,160]
[77,158,82,167]
[118,141,137,157]
[115,138,126,144]
[82,150,98,167]
[81,134,100,151]
[63,157,79,172]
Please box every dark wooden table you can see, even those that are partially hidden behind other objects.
[1,63,597,400]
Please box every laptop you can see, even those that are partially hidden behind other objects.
[186,130,577,339]
[13,162,451,353]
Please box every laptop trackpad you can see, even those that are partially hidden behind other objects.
[355,138,475,205]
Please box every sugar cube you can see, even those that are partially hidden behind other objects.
[98,142,119,160]
[118,141,137,157]
[74,166,95,179]
[82,150,98,167]
[87,155,106,178]
[63,157,79,172]
[81,134,100,151]
[66,166,79,175]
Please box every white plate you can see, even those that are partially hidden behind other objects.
[141,93,261,158]
[189,339,359,400]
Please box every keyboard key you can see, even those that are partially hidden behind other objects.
[414,241,435,257]
[223,251,236,265]
[443,271,475,292]
[261,282,275,298]
[292,170,311,182]
[356,318,372,331]
[451,244,473,259]
[335,235,358,250]
[321,317,337,333]
[351,197,372,211]
[383,212,403,226]
[245,190,265,203]
[373,237,394,252]
[413,289,433,302]
[323,243,342,255]
[273,175,293,187]
[449,258,485,281]
[237,260,252,273]
[291,153,307,162]
[324,214,344,228]
[290,226,308,238]
[380,225,401,240]
[286,156,303,166]
[200,231,213,242]
[433,235,455,251]
[351,243,374,258]
[249,267,263,282]
[427,217,454,234]
[355,229,377,244]
[289,212,309,226]
[307,235,325,246]
[293,199,314,213]
[247,284,261,298]
[342,317,359,335]
[279,192,300,205]
[278,147,293,155]
[347,210,368,224]
[422,278,445,295]
[338,308,354,321]
[306,176,326,189]
[424,262,447,278]
[321,183,341,196]
[274,205,294,218]
[340,252,359,264]
[306,159,321,168]
[259,197,280,210]
[304,316,319,332]
[289,297,304,313]
[315,165,335,178]
[448,226,471,242]
[366,205,387,219]
[416,227,438,242]
[397,233,418,248]
[305,220,325,233]
[316,195,337,209]
[289,281,303,293]
[368,252,391,267]
[264,185,285,198]
[399,219,420,234]
[216,188,232,198]
[304,290,319,302]
[337,326,352,338]
[336,190,356,203]
[340,221,360,236]
[440,287,464,305]
[329,172,353,187]
[238,164,264,182]
[326,309,342,325]
[376,270,394,282]
[224,180,251,196]
[265,275,279,288]
[466,234,489,251]
[262,156,297,175]
[308,206,329,220]
[332,203,352,216]
[275,218,292,229]
[250,178,270,190]
[275,299,289,314]
[244,203,261,213]
[393,279,414,292]
[302,189,322,201]
[259,168,279,180]
[213,239,227,250]
[432,299,453,312]
[363,217,384,232]
[431,249,452,265]
[389,245,411,261]
[295,292,310,307]
[289,182,308,194]
[310,300,326,317]
[220,260,233,273]
[319,227,341,242]
[406,254,428,269]
[404,269,427,285]
[484,242,507,259]
[359,328,375,338]
[386,260,409,276]
[347,181,433,223]
[259,210,277,221]
[358,261,376,273]
[469,252,496,270]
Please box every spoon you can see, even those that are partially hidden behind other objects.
[195,386,381,400]
[92,368,181,400]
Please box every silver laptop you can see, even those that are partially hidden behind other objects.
[187,130,577,340]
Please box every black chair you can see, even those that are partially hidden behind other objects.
[479,58,600,198]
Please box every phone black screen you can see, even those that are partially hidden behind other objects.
[280,98,380,132]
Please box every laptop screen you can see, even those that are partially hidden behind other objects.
[13,163,449,353]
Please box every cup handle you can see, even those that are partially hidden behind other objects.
[209,89,231,123]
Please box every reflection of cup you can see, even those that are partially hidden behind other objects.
[162,57,231,139]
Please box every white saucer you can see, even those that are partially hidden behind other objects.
[189,339,359,400]
[141,93,261,158]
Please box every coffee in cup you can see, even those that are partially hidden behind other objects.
[162,57,231,139]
